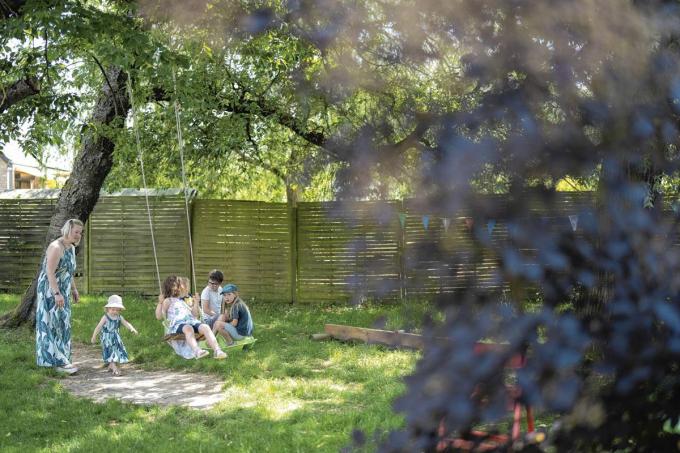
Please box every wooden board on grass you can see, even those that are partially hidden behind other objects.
[324,323,425,350]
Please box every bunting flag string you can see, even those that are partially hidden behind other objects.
[442,217,451,232]
[568,214,579,232]
[393,212,583,234]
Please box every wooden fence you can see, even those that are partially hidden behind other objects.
[0,192,87,292]
[0,189,597,302]
[87,191,192,293]
[192,200,292,302]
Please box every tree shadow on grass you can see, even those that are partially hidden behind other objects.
[1,315,409,452]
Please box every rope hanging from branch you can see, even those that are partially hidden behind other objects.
[172,68,198,294]
[126,76,162,294]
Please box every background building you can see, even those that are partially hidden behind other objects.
[0,148,71,191]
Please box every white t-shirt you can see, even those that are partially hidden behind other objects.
[200,286,222,316]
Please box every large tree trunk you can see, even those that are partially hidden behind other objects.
[1,66,130,328]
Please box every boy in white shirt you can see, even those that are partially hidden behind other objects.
[200,269,224,328]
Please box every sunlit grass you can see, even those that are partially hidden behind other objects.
[0,293,420,452]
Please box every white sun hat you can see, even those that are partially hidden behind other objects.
[104,294,125,310]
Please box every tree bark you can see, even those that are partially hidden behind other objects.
[0,66,130,328]
[0,78,40,114]
[0,0,26,19]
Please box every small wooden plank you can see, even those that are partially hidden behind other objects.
[310,333,331,341]
[324,323,426,349]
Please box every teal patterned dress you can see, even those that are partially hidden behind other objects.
[35,245,76,367]
[100,314,129,364]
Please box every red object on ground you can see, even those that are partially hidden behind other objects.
[436,342,535,451]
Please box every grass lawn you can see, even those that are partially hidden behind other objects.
[0,293,425,452]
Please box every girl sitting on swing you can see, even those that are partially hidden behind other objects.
[155,275,227,360]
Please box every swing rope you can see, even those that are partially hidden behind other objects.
[128,72,203,345]
[172,68,198,295]
[126,76,162,294]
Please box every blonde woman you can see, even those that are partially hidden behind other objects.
[35,218,83,374]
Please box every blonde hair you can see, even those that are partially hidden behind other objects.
[179,277,191,295]
[222,295,249,320]
[61,218,84,237]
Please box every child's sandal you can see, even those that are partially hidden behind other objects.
[214,350,227,360]
[194,349,209,360]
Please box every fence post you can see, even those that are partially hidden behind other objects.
[188,195,195,292]
[85,218,91,294]
[398,200,406,302]
[289,201,298,303]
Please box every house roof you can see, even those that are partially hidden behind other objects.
[13,163,45,178]
[0,188,197,199]
[0,151,10,164]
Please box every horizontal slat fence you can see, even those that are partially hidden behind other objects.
[0,198,86,292]
[402,192,596,296]
[0,190,604,302]
[87,195,191,294]
[296,201,401,303]
[192,200,292,301]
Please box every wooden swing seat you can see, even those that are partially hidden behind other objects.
[162,332,205,342]
[161,318,204,343]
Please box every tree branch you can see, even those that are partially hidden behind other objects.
[243,115,285,181]
[91,54,121,117]
[0,0,25,19]
[0,77,40,114]
[43,28,51,86]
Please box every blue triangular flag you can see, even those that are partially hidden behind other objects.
[399,213,407,228]
[487,219,496,235]
[422,215,430,230]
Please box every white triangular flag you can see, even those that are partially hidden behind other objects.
[568,214,579,232]
[442,217,451,232]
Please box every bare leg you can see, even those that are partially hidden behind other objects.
[215,328,234,344]
[198,324,221,352]
[182,325,200,352]
[212,319,224,336]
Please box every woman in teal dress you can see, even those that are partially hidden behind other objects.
[35,219,83,374]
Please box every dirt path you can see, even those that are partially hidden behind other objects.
[57,343,226,410]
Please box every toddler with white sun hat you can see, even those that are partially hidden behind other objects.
[90,295,138,375]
